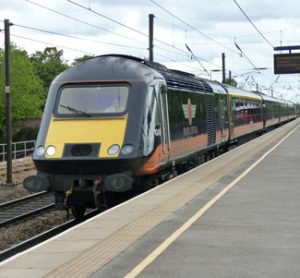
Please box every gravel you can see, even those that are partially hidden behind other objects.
[0,209,71,251]
[0,160,72,252]
[0,184,31,204]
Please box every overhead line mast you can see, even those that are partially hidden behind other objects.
[4,19,13,186]
[149,14,154,62]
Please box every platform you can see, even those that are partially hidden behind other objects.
[0,118,299,277]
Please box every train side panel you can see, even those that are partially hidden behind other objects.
[167,88,208,161]
[209,81,230,145]
[287,101,297,120]
[279,100,289,123]
[260,94,281,129]
[224,86,263,140]
[161,77,229,164]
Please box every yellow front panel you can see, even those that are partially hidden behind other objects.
[45,115,128,158]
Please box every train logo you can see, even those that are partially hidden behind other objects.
[182,98,196,126]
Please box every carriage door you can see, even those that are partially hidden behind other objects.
[157,84,170,156]
[219,98,225,142]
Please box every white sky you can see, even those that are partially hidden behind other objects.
[1,0,300,101]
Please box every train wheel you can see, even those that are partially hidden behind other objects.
[71,203,86,219]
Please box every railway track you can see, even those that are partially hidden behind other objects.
[0,192,55,228]
[0,209,100,262]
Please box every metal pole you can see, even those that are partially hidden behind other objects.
[222,53,226,83]
[4,19,13,185]
[229,70,232,85]
[149,14,154,62]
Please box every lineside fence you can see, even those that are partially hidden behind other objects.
[0,140,35,162]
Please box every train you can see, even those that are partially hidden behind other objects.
[23,54,296,218]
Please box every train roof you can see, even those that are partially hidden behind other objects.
[54,54,161,84]
[255,92,278,102]
[87,54,216,93]
[223,84,262,101]
[135,56,214,93]
[55,54,215,93]
[205,80,227,95]
[253,91,295,106]
[55,54,292,104]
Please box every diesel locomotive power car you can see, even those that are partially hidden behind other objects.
[24,54,296,218]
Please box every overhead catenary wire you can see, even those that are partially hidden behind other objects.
[67,0,150,39]
[11,32,205,76]
[155,45,236,77]
[155,52,218,77]
[156,44,219,67]
[150,0,240,55]
[1,22,224,77]
[2,26,280,91]
[234,41,260,70]
[11,33,94,56]
[185,43,209,76]
[155,16,234,41]
[149,0,282,85]
[26,0,227,76]
[26,0,188,62]
[11,22,147,50]
[270,75,280,87]
[25,0,145,46]
[67,0,238,76]
[3,3,295,93]
[149,0,254,79]
[66,0,202,58]
[232,0,274,48]
[150,0,277,86]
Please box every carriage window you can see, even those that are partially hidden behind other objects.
[56,85,129,117]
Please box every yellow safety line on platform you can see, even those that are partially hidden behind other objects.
[125,124,300,278]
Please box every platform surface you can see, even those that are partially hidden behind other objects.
[0,119,299,277]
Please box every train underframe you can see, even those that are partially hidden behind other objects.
[52,143,231,219]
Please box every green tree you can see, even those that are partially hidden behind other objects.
[224,77,238,87]
[72,54,94,65]
[30,47,69,99]
[0,45,44,140]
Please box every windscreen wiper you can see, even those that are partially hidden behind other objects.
[59,104,91,117]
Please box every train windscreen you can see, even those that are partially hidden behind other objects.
[56,85,129,117]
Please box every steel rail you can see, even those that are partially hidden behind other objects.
[0,209,99,262]
[0,191,47,209]
[0,192,54,228]
[0,203,55,228]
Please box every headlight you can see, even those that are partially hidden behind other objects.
[46,145,56,156]
[121,144,134,155]
[36,146,45,156]
[107,144,120,155]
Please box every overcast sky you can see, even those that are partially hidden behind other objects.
[1,0,300,101]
